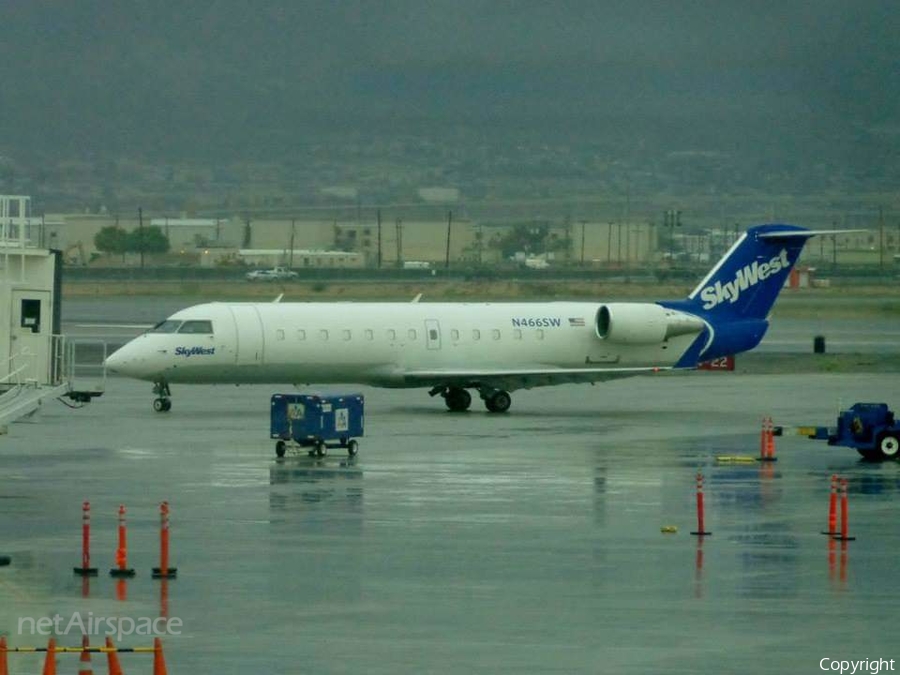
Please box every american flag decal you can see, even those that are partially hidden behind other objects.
[568,317,585,327]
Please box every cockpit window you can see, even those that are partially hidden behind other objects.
[178,320,214,335]
[150,320,182,334]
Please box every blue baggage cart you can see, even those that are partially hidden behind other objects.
[270,393,364,458]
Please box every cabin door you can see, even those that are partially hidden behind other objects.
[228,305,265,365]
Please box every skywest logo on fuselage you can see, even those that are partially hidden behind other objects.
[511,317,561,328]
[174,346,215,357]
[700,249,790,310]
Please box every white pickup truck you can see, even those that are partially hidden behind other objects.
[245,267,299,281]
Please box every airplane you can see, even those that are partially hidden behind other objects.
[105,223,826,413]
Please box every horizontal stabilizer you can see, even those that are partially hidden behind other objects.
[757,229,865,239]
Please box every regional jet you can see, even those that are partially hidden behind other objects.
[105,224,822,413]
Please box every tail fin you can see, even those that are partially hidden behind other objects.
[683,224,811,320]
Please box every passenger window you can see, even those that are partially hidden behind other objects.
[276,329,285,341]
[178,320,213,334]
[319,330,329,341]
[150,320,181,334]
[513,329,522,340]
[492,329,500,340]
[342,329,351,341]
[451,329,460,341]
[536,329,544,340]
[387,329,397,340]
[297,329,306,341]
[472,329,481,340]
[429,329,438,341]
[364,329,374,341]
[408,329,417,340]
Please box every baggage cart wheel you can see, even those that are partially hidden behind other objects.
[275,440,286,458]
[315,441,327,457]
[877,432,899,460]
[347,439,359,457]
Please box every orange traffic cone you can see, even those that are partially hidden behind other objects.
[1,635,9,675]
[42,637,56,675]
[153,637,168,675]
[78,635,93,675]
[105,638,124,675]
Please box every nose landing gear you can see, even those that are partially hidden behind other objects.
[152,381,172,413]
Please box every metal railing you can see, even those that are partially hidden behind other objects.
[0,335,107,392]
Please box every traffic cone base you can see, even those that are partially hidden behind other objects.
[109,568,136,577]
[152,567,178,578]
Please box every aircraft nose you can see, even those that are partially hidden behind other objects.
[104,346,127,374]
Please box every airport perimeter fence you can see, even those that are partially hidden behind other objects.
[61,264,898,285]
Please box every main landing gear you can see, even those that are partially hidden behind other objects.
[152,381,172,413]
[432,386,512,413]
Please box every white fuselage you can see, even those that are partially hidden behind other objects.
[105,301,701,391]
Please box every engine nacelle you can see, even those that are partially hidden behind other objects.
[595,303,706,344]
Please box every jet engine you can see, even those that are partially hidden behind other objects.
[595,303,706,344]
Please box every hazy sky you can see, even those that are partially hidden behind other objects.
[0,1,897,161]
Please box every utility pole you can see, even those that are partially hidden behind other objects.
[832,220,838,268]
[445,210,452,270]
[580,220,586,265]
[617,221,622,264]
[395,218,403,267]
[607,222,612,265]
[289,218,296,269]
[625,222,631,268]
[376,209,382,269]
[138,207,144,269]
[878,206,884,270]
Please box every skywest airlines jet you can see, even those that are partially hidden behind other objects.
[105,224,820,413]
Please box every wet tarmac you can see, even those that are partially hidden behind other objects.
[1,372,899,673]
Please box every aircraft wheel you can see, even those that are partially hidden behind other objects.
[445,387,471,412]
[877,432,900,460]
[275,441,286,458]
[485,390,511,414]
[153,398,170,413]
[315,442,327,457]
[162,399,172,412]
[347,439,359,457]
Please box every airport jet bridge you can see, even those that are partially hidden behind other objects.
[0,195,102,429]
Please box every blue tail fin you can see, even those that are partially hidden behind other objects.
[683,223,811,320]
[660,224,814,364]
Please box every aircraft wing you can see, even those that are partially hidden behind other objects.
[399,365,673,391]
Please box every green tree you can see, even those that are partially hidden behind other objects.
[93,225,129,258]
[489,223,552,258]
[126,225,170,254]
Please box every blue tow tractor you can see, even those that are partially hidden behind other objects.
[270,393,364,458]
[803,402,900,461]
